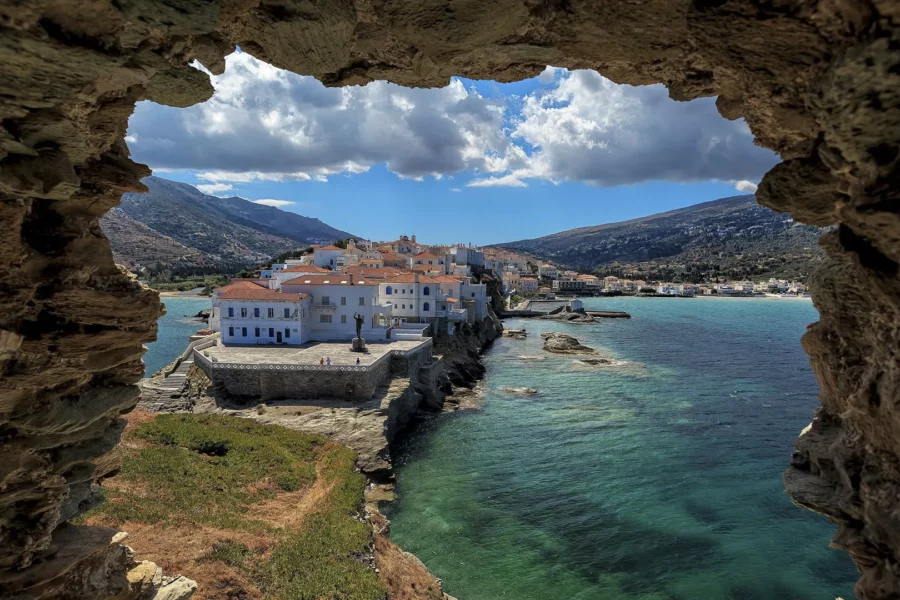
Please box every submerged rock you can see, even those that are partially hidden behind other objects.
[541,332,596,355]
[579,358,612,365]
[501,386,538,395]
[504,328,527,338]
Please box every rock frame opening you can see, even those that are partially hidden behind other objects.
[1,1,898,598]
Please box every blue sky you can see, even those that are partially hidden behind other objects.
[160,167,741,244]
[128,53,779,245]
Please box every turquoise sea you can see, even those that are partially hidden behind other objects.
[385,297,858,600]
[143,296,210,376]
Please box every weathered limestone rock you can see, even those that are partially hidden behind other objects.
[541,332,596,355]
[151,575,198,600]
[0,1,899,597]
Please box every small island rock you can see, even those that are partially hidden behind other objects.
[541,332,596,355]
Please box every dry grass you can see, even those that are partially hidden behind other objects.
[82,410,386,600]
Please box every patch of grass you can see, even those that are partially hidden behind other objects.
[85,413,386,600]
[258,444,384,600]
[202,541,253,568]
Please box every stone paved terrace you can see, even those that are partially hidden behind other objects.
[202,339,427,367]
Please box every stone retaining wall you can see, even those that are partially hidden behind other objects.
[194,340,434,401]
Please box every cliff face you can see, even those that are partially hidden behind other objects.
[1,2,900,598]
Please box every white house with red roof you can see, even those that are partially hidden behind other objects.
[216,283,311,345]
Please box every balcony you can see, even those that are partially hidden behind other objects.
[311,303,337,312]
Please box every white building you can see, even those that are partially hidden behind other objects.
[408,252,447,272]
[313,245,345,269]
[538,264,558,279]
[218,286,311,345]
[259,263,289,279]
[378,274,441,324]
[450,245,484,268]
[280,275,392,340]
[270,265,330,288]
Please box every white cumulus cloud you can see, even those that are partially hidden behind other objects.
[467,174,529,188]
[196,182,234,195]
[735,180,759,193]
[252,199,295,208]
[126,53,779,189]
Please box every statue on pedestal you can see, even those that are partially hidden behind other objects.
[351,313,367,352]
[353,313,364,339]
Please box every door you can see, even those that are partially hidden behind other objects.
[276,331,282,343]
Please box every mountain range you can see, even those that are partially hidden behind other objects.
[497,195,825,281]
[102,176,353,274]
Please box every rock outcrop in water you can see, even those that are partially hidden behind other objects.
[538,311,597,323]
[2,1,900,597]
[541,333,597,355]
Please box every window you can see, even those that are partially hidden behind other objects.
[357,297,364,306]
[241,308,247,318]
[255,327,260,337]
[341,315,347,324]
[340,296,346,305]
[321,296,330,305]
[284,308,290,318]
[402,304,406,309]
[269,328,274,337]
[472,292,475,297]
[423,302,430,312]
[268,308,274,318]
[284,328,290,338]
[228,326,234,337]
[254,307,260,318]
[386,286,392,295]
[228,307,234,317]
[241,327,247,337]
[423,286,430,296]
[320,315,332,323]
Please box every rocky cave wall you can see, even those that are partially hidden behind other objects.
[0,0,898,598]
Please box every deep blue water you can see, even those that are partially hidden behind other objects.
[385,297,858,600]
[143,297,210,376]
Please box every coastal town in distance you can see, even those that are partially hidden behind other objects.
[205,233,812,344]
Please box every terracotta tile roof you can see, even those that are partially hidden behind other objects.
[218,288,308,301]
[317,244,344,251]
[432,275,463,283]
[383,274,441,284]
[216,280,267,294]
[445,297,460,303]
[413,253,442,259]
[343,266,403,279]
[281,275,377,287]
[282,265,329,273]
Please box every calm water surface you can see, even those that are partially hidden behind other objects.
[385,297,858,600]
[144,296,210,376]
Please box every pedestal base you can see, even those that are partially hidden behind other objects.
[350,337,368,352]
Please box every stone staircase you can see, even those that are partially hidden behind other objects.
[139,355,195,412]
